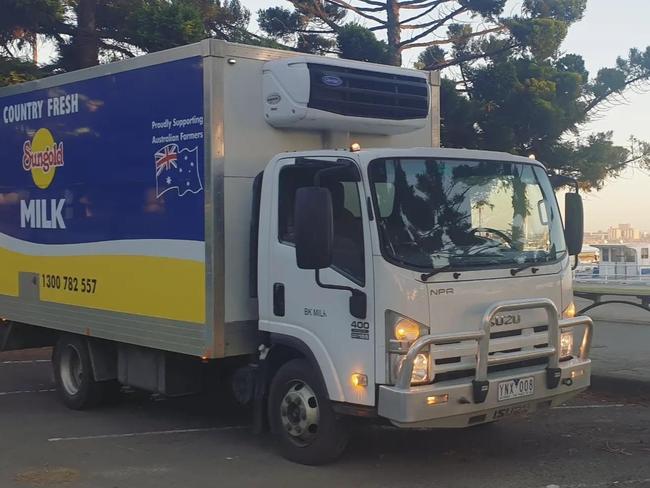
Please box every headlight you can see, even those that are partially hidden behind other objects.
[563,302,576,318]
[560,331,574,358]
[387,313,430,385]
[391,352,430,385]
[394,319,421,341]
[411,353,429,383]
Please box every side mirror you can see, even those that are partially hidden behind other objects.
[294,187,333,270]
[564,192,584,256]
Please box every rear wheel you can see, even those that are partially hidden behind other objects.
[268,359,349,465]
[53,335,119,409]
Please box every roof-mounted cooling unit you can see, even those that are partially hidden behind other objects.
[262,57,429,135]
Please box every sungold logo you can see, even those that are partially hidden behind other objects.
[22,128,64,189]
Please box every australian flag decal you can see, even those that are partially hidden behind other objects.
[155,143,203,198]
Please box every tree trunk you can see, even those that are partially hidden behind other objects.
[72,0,98,68]
[386,0,402,66]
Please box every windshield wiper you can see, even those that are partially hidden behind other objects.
[510,263,540,276]
[420,265,457,281]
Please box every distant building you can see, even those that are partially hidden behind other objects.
[584,230,608,244]
[606,223,642,242]
[584,225,646,244]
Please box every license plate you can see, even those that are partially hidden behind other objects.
[497,376,534,401]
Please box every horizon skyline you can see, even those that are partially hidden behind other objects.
[585,224,649,233]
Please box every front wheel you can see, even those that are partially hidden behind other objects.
[268,359,349,465]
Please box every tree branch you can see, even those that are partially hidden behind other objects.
[402,15,455,29]
[423,41,518,70]
[323,0,386,24]
[399,6,467,46]
[356,0,385,6]
[398,0,451,10]
[297,29,336,34]
[583,75,650,116]
[403,25,504,50]
[98,40,136,58]
[352,5,386,12]
[400,4,438,26]
[288,0,343,32]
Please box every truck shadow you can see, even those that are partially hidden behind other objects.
[344,419,551,466]
[123,390,565,467]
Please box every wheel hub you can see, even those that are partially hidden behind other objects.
[280,381,320,445]
[60,344,83,396]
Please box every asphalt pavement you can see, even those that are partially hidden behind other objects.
[0,299,649,487]
[1,348,649,488]
[575,296,650,386]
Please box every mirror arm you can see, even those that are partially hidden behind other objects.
[315,270,367,319]
[548,173,580,192]
[572,254,579,271]
[315,269,355,294]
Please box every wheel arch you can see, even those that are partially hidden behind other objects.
[266,333,344,402]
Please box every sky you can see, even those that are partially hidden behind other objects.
[243,0,650,232]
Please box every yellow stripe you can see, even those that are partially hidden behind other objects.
[0,247,205,324]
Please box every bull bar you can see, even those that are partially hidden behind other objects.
[383,298,593,421]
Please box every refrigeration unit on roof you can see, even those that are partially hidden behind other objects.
[262,57,430,135]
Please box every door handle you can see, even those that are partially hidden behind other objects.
[273,283,285,317]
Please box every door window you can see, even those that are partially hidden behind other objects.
[278,159,365,285]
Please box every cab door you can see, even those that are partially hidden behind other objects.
[258,155,375,406]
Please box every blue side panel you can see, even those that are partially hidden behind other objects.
[0,56,207,324]
[0,56,205,245]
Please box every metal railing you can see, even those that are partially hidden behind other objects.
[395,299,593,397]
[575,263,650,283]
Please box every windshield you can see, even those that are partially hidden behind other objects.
[368,158,566,271]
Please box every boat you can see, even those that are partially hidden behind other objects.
[575,242,650,281]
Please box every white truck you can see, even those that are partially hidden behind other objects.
[0,40,592,464]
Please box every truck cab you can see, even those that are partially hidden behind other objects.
[257,146,592,462]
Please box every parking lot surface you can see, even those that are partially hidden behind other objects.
[1,348,649,488]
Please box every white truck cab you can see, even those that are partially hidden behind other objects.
[255,146,592,461]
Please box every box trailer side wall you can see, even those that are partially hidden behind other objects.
[0,40,441,359]
[0,44,211,356]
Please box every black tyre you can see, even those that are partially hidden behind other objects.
[268,358,349,465]
[52,335,120,410]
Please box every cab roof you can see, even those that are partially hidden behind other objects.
[277,147,546,170]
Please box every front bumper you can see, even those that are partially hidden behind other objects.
[378,298,593,428]
[379,358,590,428]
